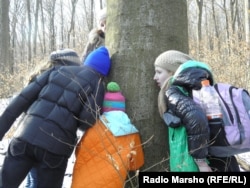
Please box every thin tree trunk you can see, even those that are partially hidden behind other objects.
[0,0,10,72]
[33,0,40,56]
[26,0,32,63]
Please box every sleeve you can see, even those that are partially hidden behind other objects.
[0,70,51,140]
[78,81,104,131]
[165,86,210,159]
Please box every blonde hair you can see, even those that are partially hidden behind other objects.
[154,50,193,117]
[27,49,81,85]
[158,76,173,117]
[26,60,56,85]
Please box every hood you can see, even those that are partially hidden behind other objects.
[100,111,138,137]
[171,60,214,90]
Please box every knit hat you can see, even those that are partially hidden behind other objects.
[102,82,125,112]
[155,50,193,118]
[49,48,81,66]
[83,46,111,76]
[154,50,193,72]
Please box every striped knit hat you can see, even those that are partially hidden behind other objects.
[102,82,125,112]
[49,48,81,66]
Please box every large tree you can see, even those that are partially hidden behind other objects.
[106,0,189,172]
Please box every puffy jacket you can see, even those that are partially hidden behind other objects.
[0,65,105,157]
[71,112,144,188]
[165,60,214,159]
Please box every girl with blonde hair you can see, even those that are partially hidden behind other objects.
[153,50,212,172]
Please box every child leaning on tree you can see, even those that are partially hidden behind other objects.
[154,50,240,172]
[71,81,145,188]
[153,50,212,172]
[0,46,111,188]
[24,48,82,188]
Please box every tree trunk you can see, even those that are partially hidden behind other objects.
[26,0,32,63]
[0,0,10,72]
[196,0,203,53]
[48,0,56,51]
[68,0,78,47]
[245,0,249,43]
[33,0,40,56]
[106,0,189,172]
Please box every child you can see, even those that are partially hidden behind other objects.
[71,82,144,188]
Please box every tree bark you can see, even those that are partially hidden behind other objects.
[0,0,10,72]
[106,0,189,172]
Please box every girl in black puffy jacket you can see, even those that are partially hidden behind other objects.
[164,60,213,172]
[165,60,240,172]
[24,48,82,188]
[0,46,111,188]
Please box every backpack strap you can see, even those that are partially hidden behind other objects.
[214,84,234,122]
[230,86,250,144]
[215,83,245,143]
[229,86,242,124]
[229,86,244,143]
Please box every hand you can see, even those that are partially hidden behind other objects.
[195,160,212,172]
[163,110,181,127]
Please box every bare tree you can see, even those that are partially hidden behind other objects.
[211,0,221,50]
[106,0,189,173]
[40,0,47,54]
[196,0,203,52]
[0,0,11,72]
[245,0,250,43]
[82,0,94,32]
[67,0,78,47]
[33,0,40,56]
[59,0,64,49]
[47,0,57,51]
[26,0,32,62]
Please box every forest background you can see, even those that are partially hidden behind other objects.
[0,0,249,97]
[0,0,250,185]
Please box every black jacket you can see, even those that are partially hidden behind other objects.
[165,62,213,159]
[0,66,105,157]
